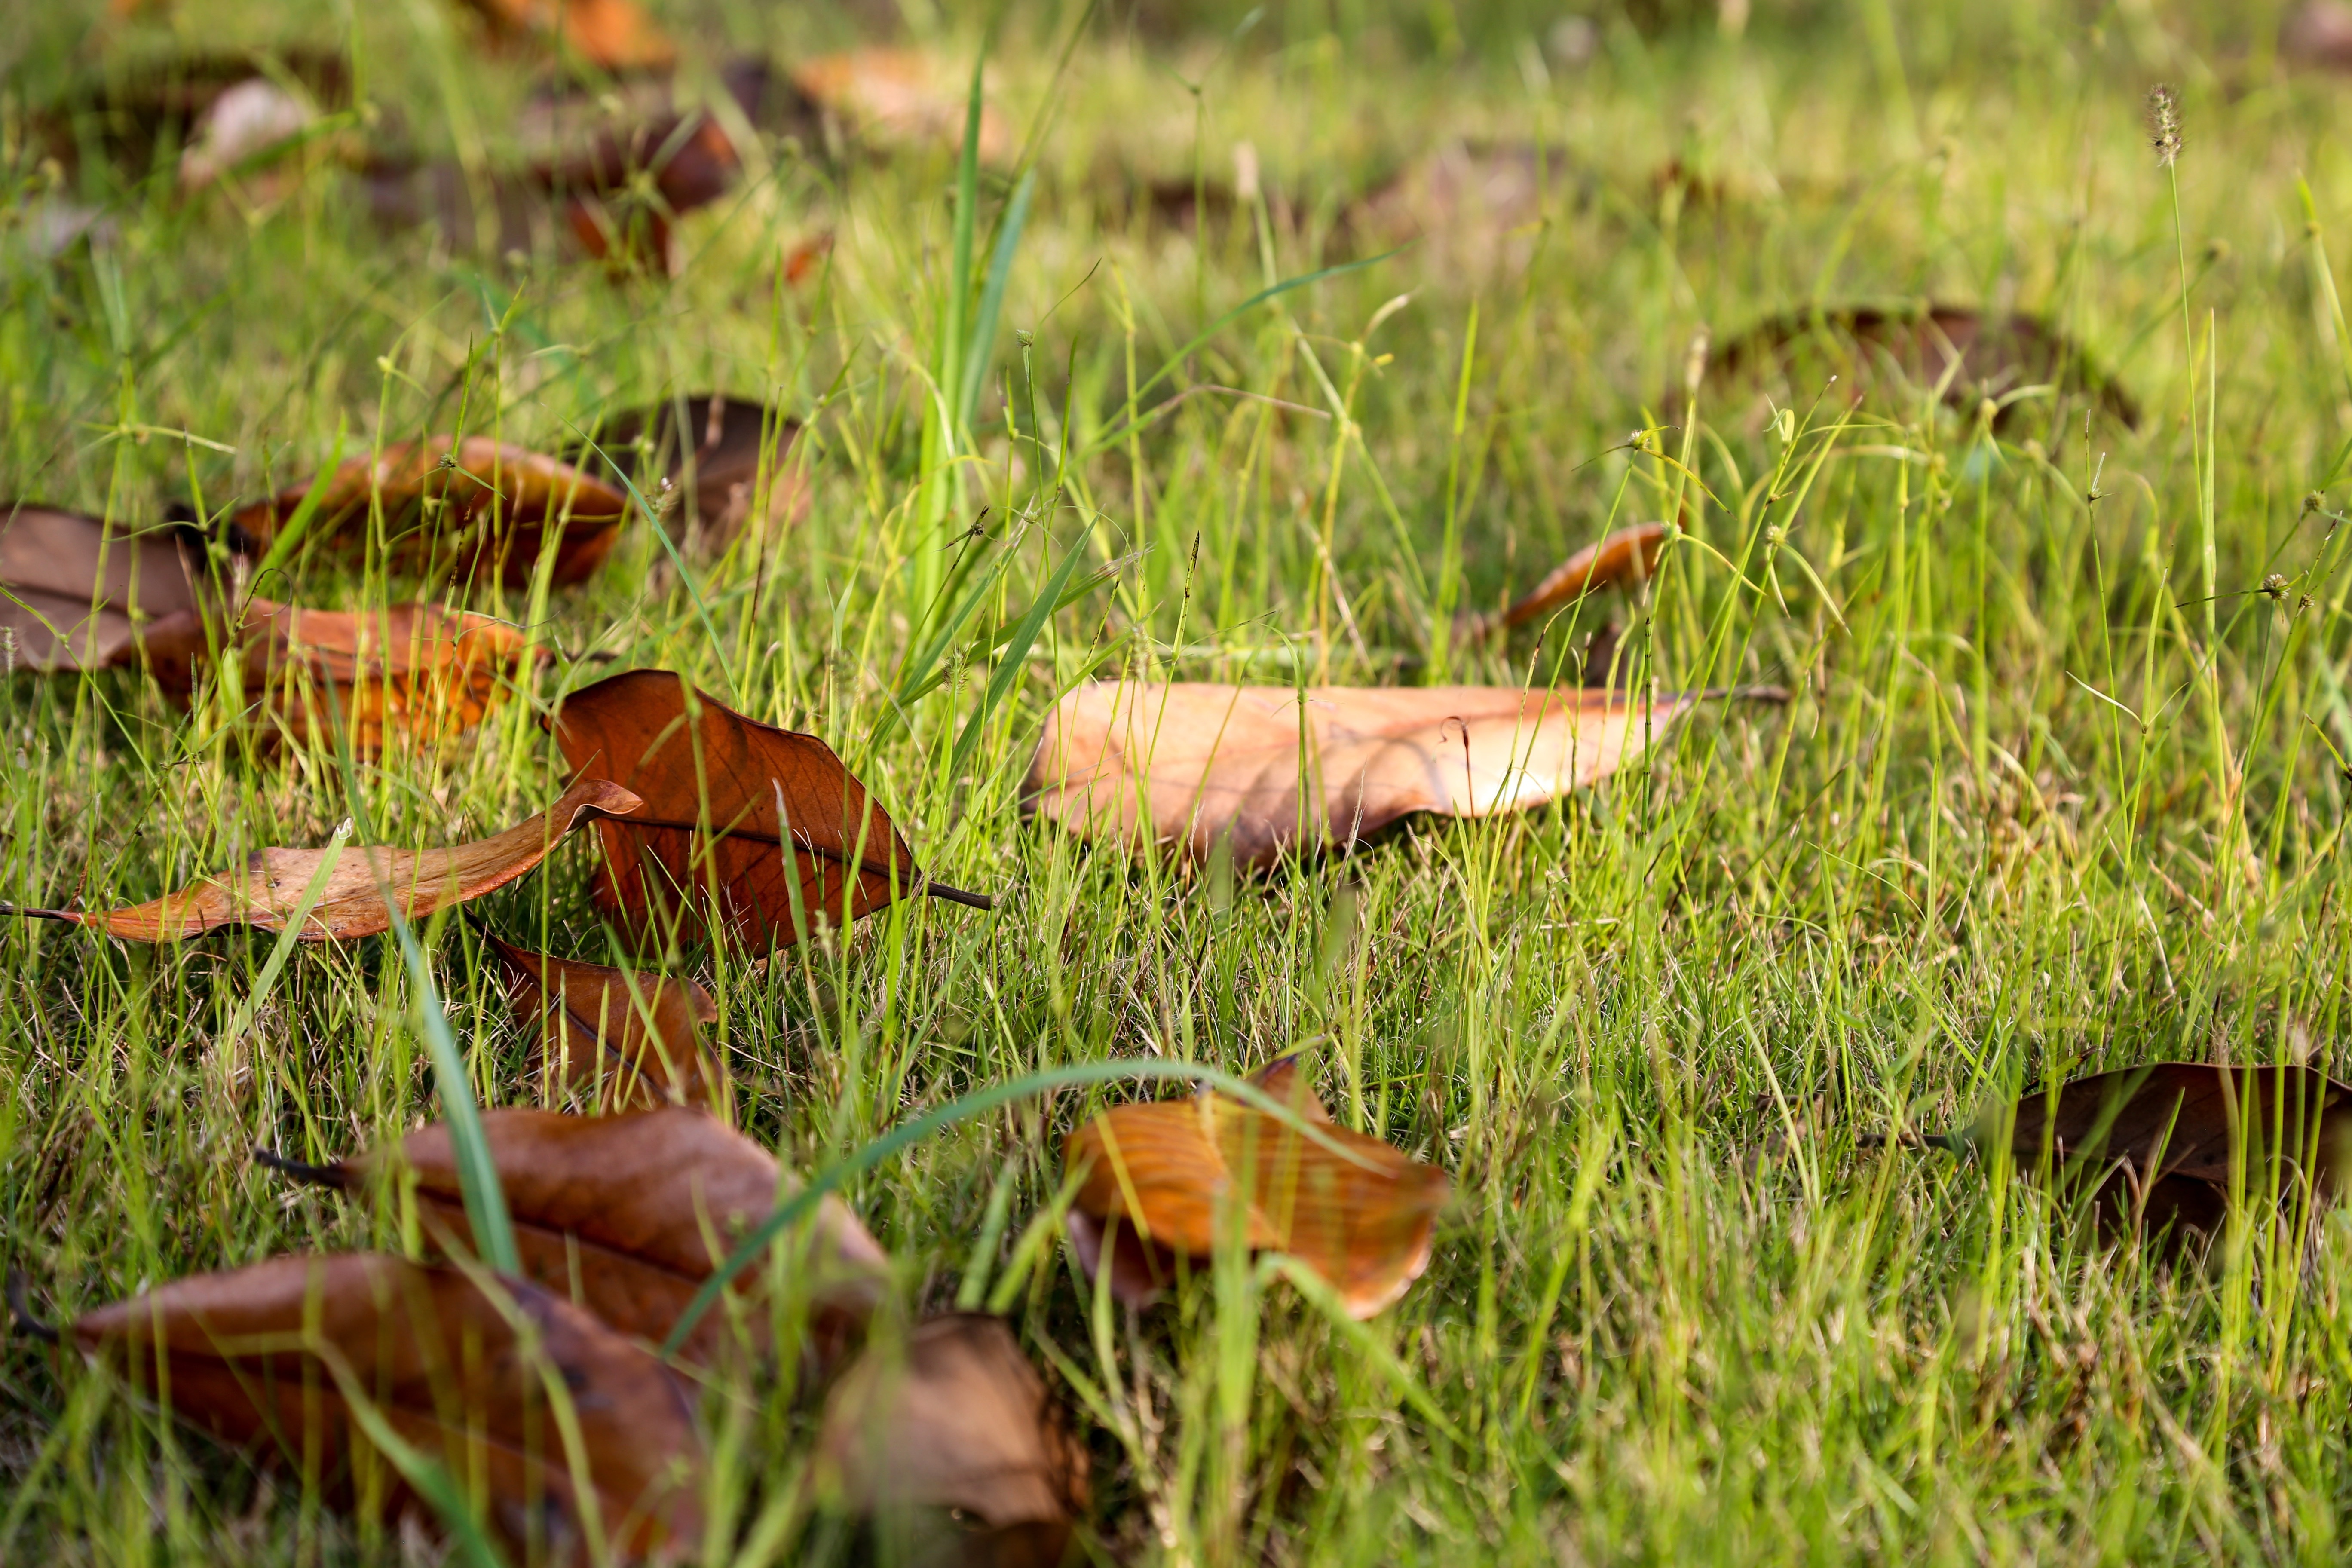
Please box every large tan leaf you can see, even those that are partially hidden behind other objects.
[1062,1056,1448,1319]
[478,925,721,1109]
[271,1107,891,1367]
[70,1252,701,1559]
[0,504,203,672]
[1023,681,1690,868]
[551,668,988,950]
[5,777,637,941]
[228,436,627,588]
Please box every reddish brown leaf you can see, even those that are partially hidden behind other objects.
[71,1252,701,1559]
[1023,681,1690,869]
[1063,1055,1448,1319]
[590,395,810,554]
[454,0,676,71]
[478,927,722,1109]
[138,595,527,755]
[787,50,1013,165]
[275,1107,891,1368]
[818,1314,1087,1550]
[228,437,628,588]
[1482,522,1668,637]
[550,669,988,950]
[0,504,203,672]
[6,777,637,942]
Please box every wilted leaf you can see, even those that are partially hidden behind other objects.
[591,394,809,553]
[787,50,1012,165]
[1023,680,1691,869]
[550,668,989,950]
[817,1314,1087,1560]
[70,1252,701,1559]
[227,437,628,587]
[139,595,526,755]
[271,1107,891,1366]
[1473,521,1668,640]
[1062,1055,1448,1318]
[475,925,721,1109]
[0,504,204,673]
[358,157,669,270]
[6,777,637,941]
[27,51,349,181]
[454,0,676,71]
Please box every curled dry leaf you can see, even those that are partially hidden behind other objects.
[787,50,1013,165]
[1023,680,1691,869]
[477,924,721,1109]
[551,669,989,950]
[274,1107,890,1366]
[1475,521,1668,640]
[141,596,526,755]
[454,0,676,71]
[70,1252,701,1559]
[5,776,637,941]
[228,437,628,588]
[1062,1055,1448,1318]
[817,1314,1088,1561]
[589,394,810,553]
[0,504,204,672]
[1966,1061,2352,1245]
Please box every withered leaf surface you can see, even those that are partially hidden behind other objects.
[229,436,627,587]
[454,0,677,70]
[287,1106,890,1365]
[140,596,526,756]
[591,395,809,553]
[72,1252,701,1559]
[1063,1055,1448,1318]
[818,1314,1087,1554]
[552,668,986,950]
[1483,522,1668,636]
[0,504,203,672]
[1024,681,1690,868]
[478,925,721,1109]
[9,777,637,941]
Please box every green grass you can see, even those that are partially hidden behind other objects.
[12,0,2352,1561]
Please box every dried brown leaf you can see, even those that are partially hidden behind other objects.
[787,51,1012,165]
[0,504,203,672]
[454,0,676,70]
[1485,522,1668,636]
[591,395,809,553]
[478,927,721,1109]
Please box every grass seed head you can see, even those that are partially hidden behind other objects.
[2147,84,2183,167]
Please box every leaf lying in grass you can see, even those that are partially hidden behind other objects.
[1023,681,1691,869]
[227,437,628,587]
[140,596,526,756]
[1474,521,1668,640]
[1345,139,1574,276]
[1063,1055,1448,1318]
[787,50,1012,165]
[551,668,989,950]
[26,51,349,182]
[6,777,637,942]
[177,77,317,192]
[1962,1061,2352,1243]
[71,1252,701,1558]
[1699,304,2141,431]
[0,504,204,672]
[269,1107,891,1367]
[817,1314,1088,1557]
[592,394,809,553]
[454,0,676,71]
[477,925,721,1109]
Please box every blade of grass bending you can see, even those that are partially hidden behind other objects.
[663,1057,1395,1357]
[314,1348,508,1568]
[255,416,347,576]
[887,525,1019,723]
[956,168,1037,433]
[1260,1255,1466,1448]
[902,548,1138,710]
[946,529,1093,781]
[217,824,350,1051]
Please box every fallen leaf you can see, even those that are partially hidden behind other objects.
[589,395,810,553]
[1698,304,2141,432]
[1062,1055,1448,1318]
[269,1106,891,1366]
[71,1252,701,1558]
[28,51,349,182]
[0,504,204,672]
[817,1314,1087,1556]
[454,0,677,71]
[227,436,628,587]
[1023,681,1691,869]
[177,76,317,191]
[476,923,722,1109]
[1473,521,1668,640]
[550,669,989,949]
[138,595,527,755]
[787,50,1013,165]
[5,776,637,941]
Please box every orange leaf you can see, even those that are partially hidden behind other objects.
[1024,681,1689,869]
[71,1253,701,1558]
[787,50,1013,165]
[454,0,676,71]
[8,777,637,941]
[550,668,988,950]
[478,925,722,1109]
[1483,522,1668,636]
[1062,1056,1448,1319]
[0,503,204,672]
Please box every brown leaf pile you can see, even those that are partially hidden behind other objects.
[1024,680,1689,868]
[0,504,204,672]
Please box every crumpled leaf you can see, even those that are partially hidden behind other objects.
[1063,1055,1449,1319]
[0,504,204,672]
[787,50,1012,165]
[591,394,809,553]
[1023,680,1690,869]
[477,925,721,1109]
[6,777,637,941]
[271,1107,891,1367]
[227,436,628,587]
[1476,522,1667,638]
[139,595,526,755]
[551,668,989,950]
[817,1314,1088,1561]
[70,1252,701,1560]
